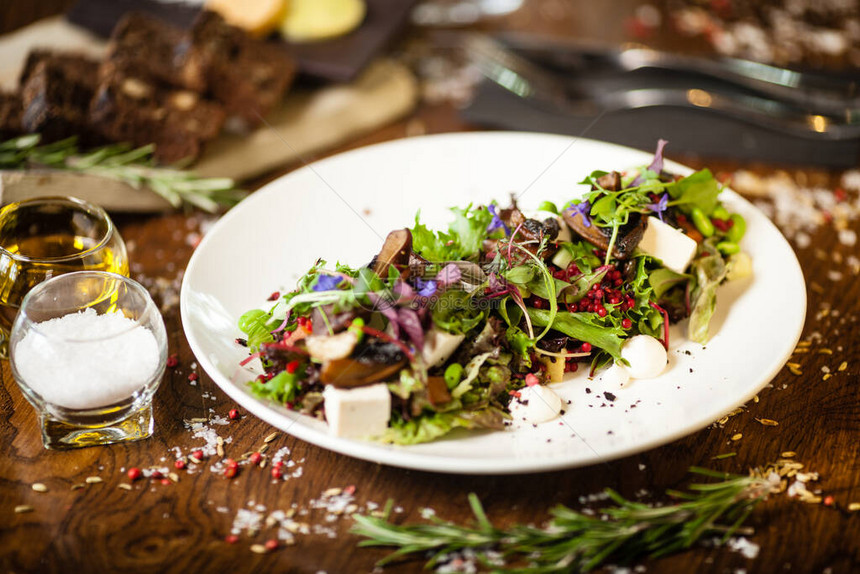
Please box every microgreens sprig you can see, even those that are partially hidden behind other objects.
[0,134,246,212]
[352,467,776,573]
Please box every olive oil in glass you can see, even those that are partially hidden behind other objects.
[0,197,128,356]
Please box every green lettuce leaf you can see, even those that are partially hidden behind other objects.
[383,408,507,445]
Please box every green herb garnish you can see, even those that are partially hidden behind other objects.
[0,134,246,212]
[352,467,775,572]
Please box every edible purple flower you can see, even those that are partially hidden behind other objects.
[312,274,342,292]
[486,203,510,236]
[646,193,669,222]
[567,202,592,228]
[416,278,437,297]
[632,139,669,186]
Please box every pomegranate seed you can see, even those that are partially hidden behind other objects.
[174,459,186,470]
[609,295,621,305]
[532,298,544,309]
[285,360,300,374]
[270,467,283,480]
[593,289,604,300]
[160,478,171,486]
[188,372,198,382]
[166,355,178,368]
[192,450,204,460]
[225,535,239,544]
[622,318,633,329]
[228,409,239,420]
[249,452,263,465]
[596,306,607,318]
[568,362,579,373]
[127,467,142,481]
[581,342,592,353]
[264,539,279,552]
[267,291,280,301]
[614,278,623,287]
[224,466,237,479]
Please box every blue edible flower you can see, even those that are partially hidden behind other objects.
[313,274,342,292]
[486,203,510,236]
[646,193,669,223]
[416,278,437,297]
[567,202,592,228]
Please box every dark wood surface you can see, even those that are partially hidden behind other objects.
[2,2,860,573]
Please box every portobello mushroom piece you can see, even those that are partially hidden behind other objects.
[596,171,623,191]
[320,340,406,388]
[562,209,647,260]
[426,376,452,406]
[371,229,412,278]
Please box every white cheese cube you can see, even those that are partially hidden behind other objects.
[421,328,465,368]
[637,216,698,274]
[322,383,391,439]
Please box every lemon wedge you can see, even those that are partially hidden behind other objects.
[280,0,367,43]
[207,0,288,37]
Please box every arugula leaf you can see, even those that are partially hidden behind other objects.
[527,308,625,360]
[669,169,721,216]
[503,265,535,284]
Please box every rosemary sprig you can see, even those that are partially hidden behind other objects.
[352,467,776,572]
[0,134,246,212]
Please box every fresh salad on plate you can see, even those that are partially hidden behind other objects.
[236,141,751,445]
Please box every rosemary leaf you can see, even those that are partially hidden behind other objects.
[351,467,776,573]
[0,134,245,212]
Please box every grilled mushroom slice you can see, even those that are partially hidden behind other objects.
[562,209,647,260]
[371,229,412,277]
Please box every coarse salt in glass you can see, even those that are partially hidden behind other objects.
[10,271,167,449]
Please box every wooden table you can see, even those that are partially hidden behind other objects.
[2,2,859,573]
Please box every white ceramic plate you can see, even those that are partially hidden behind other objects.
[180,133,805,475]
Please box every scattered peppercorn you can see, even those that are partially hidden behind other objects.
[188,373,198,382]
[127,467,142,481]
[264,539,279,551]
[166,355,178,368]
[174,459,186,470]
[228,409,240,420]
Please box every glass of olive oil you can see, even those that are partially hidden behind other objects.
[0,197,128,357]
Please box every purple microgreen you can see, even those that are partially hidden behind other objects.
[270,310,291,336]
[366,292,400,338]
[486,203,510,236]
[393,280,415,300]
[396,307,425,350]
[434,263,462,287]
[646,193,669,222]
[648,138,668,175]
[312,274,342,292]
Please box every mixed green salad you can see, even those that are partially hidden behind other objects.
[236,141,751,444]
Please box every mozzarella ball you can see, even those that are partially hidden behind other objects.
[512,385,562,423]
[621,335,668,379]
[599,362,632,389]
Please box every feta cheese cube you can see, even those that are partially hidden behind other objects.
[637,216,698,274]
[421,328,465,368]
[322,383,391,438]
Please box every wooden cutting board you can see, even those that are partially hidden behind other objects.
[0,17,418,212]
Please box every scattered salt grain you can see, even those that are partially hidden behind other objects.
[14,308,161,409]
[727,537,760,559]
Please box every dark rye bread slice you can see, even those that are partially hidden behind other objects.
[0,92,23,140]
[106,13,207,93]
[19,53,102,145]
[89,65,225,165]
[190,11,297,127]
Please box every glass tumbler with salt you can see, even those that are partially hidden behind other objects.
[9,271,167,449]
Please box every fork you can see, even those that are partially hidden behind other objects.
[462,34,860,142]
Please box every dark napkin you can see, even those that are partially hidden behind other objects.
[66,0,417,82]
[462,78,860,168]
